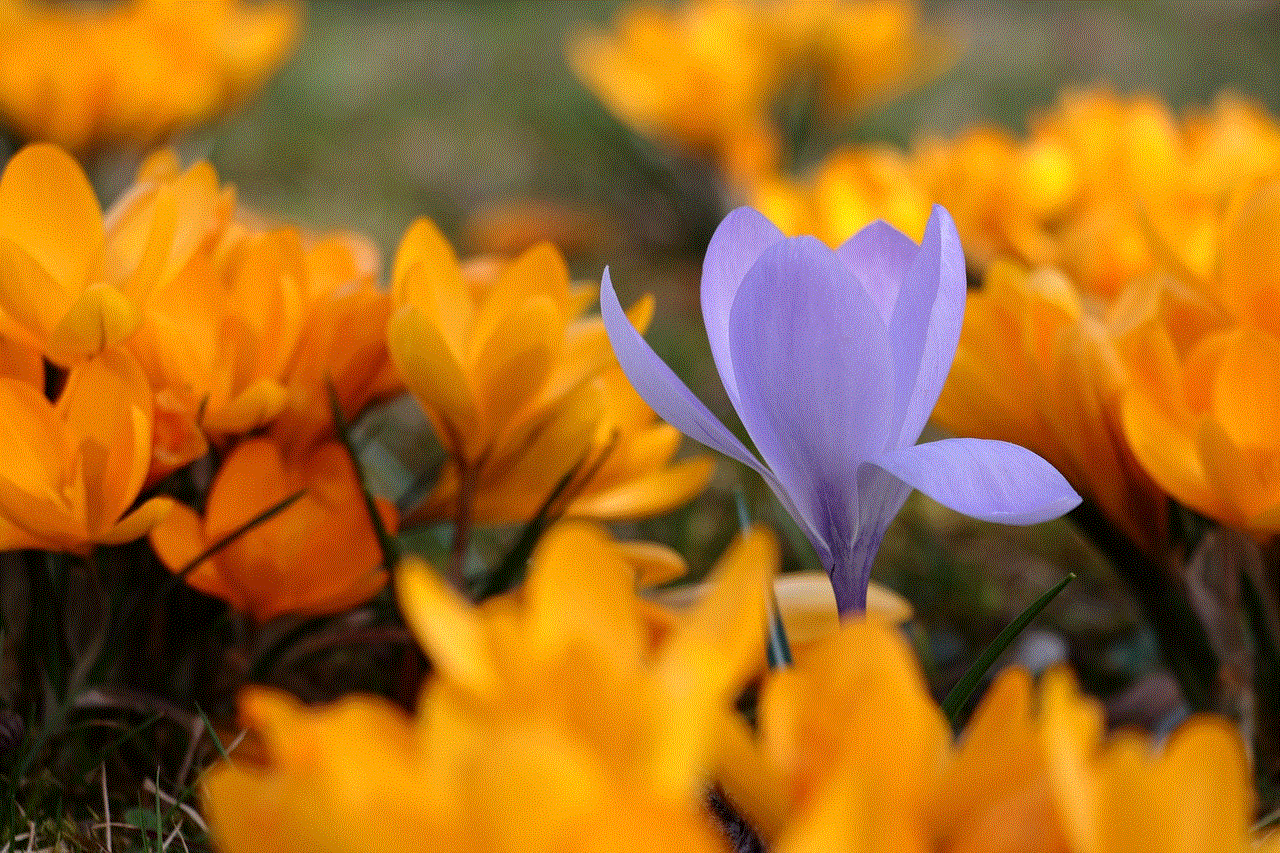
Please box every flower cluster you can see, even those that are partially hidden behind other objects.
[0,0,299,153]
[0,141,712,622]
[203,520,778,853]
[200,531,1274,853]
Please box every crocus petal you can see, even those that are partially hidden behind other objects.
[396,556,499,701]
[834,219,919,324]
[886,205,967,446]
[727,237,894,556]
[701,207,785,409]
[867,437,1081,525]
[600,269,779,489]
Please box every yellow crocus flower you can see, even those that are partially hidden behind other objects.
[0,144,141,367]
[0,345,173,553]
[201,520,777,853]
[0,0,297,154]
[389,221,711,528]
[720,618,1256,853]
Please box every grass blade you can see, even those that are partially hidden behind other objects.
[941,572,1075,726]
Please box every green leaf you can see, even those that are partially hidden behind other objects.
[941,572,1075,726]
[327,378,401,568]
[471,457,587,602]
[123,805,162,832]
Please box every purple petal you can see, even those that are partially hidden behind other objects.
[888,205,967,447]
[600,268,771,479]
[727,237,894,556]
[835,219,919,326]
[701,207,785,410]
[866,437,1081,525]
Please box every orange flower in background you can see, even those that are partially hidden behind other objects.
[149,437,396,621]
[933,262,1167,555]
[749,89,1280,292]
[0,144,141,367]
[0,0,298,153]
[762,0,954,120]
[389,221,712,528]
[1122,324,1280,537]
[270,232,400,453]
[127,226,304,442]
[0,346,173,553]
[201,521,775,853]
[570,0,950,184]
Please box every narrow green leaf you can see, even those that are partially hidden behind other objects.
[471,458,587,602]
[326,378,401,568]
[736,493,791,670]
[172,489,307,581]
[941,572,1076,726]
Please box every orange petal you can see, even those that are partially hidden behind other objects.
[565,456,715,520]
[390,218,471,354]
[102,495,176,545]
[395,556,498,700]
[57,346,154,534]
[0,377,83,547]
[0,144,104,295]
[1210,329,1280,449]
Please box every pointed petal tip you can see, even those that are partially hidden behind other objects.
[870,438,1081,527]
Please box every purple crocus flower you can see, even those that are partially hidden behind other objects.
[601,205,1080,615]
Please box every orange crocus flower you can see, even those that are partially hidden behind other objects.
[718,618,1256,853]
[0,345,173,553]
[149,437,397,622]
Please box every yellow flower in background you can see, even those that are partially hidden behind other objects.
[751,145,931,246]
[718,618,1257,853]
[762,0,954,120]
[749,89,1280,295]
[389,221,712,528]
[0,346,173,553]
[569,0,949,184]
[1121,324,1280,537]
[201,520,776,853]
[0,144,141,367]
[149,437,396,622]
[569,0,782,180]
[932,262,1168,555]
[0,0,298,153]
